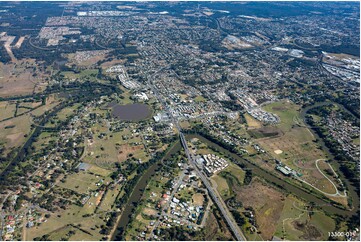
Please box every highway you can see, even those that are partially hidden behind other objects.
[179,133,246,241]
[146,72,246,241]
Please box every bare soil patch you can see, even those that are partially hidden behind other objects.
[6,132,24,144]
[117,144,143,162]
[292,220,322,240]
[248,126,282,139]
[143,207,157,216]
[238,178,285,240]
[192,193,204,206]
[272,106,287,111]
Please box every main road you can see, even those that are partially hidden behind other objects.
[146,71,246,241]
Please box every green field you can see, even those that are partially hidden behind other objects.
[82,123,149,168]
[263,100,301,131]
[211,175,230,198]
[26,204,105,241]
[274,195,335,240]
[257,100,339,196]
[61,69,99,81]
[57,172,104,194]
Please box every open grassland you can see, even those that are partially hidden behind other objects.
[212,163,246,200]
[44,103,81,127]
[237,178,285,240]
[125,212,151,240]
[100,58,126,70]
[61,69,99,82]
[211,175,230,199]
[87,164,113,177]
[258,100,343,197]
[26,204,105,241]
[99,184,122,211]
[274,195,335,240]
[57,172,105,194]
[222,162,246,185]
[262,100,301,131]
[55,103,81,122]
[0,60,49,97]
[82,124,149,168]
[194,95,207,102]
[47,225,94,241]
[0,114,32,155]
[118,86,133,104]
[244,113,262,129]
[0,101,16,120]
[66,51,110,68]
[32,131,57,150]
[31,94,60,117]
[27,165,117,240]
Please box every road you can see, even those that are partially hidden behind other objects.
[179,133,246,241]
[146,71,246,241]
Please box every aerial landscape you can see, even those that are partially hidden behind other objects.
[0,1,360,241]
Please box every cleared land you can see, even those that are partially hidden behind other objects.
[258,100,344,199]
[0,101,16,120]
[0,60,49,97]
[237,178,285,240]
[244,113,262,129]
[82,123,149,168]
[274,195,335,240]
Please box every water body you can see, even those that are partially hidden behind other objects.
[111,103,152,121]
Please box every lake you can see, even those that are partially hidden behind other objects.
[111,103,152,121]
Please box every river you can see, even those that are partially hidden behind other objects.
[111,142,182,240]
[111,126,358,239]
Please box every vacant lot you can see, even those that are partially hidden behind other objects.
[82,122,148,168]
[259,101,340,196]
[0,60,49,97]
[57,172,103,194]
[237,178,285,240]
[244,113,262,129]
[274,195,335,240]
[0,101,16,120]
[26,204,105,241]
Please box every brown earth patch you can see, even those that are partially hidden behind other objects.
[192,193,204,206]
[117,144,143,162]
[272,106,287,111]
[248,126,282,139]
[292,220,322,240]
[143,207,157,216]
[6,132,24,144]
[237,178,285,240]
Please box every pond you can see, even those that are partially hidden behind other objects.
[111,103,152,121]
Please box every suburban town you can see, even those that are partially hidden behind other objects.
[0,1,359,241]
